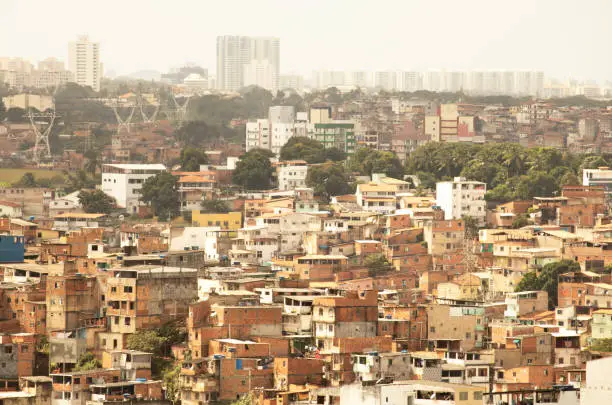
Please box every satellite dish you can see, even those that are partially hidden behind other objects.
[119,215,125,221]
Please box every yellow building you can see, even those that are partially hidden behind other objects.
[191,211,242,231]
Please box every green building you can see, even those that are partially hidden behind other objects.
[311,121,356,155]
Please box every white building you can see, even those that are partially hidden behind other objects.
[436,177,486,224]
[245,119,271,152]
[269,106,295,124]
[2,94,54,111]
[216,35,279,92]
[101,163,166,213]
[68,35,101,91]
[0,200,23,218]
[583,167,612,199]
[355,183,397,214]
[275,160,308,191]
[182,73,208,94]
[246,106,298,155]
[279,74,304,93]
[581,357,612,404]
[169,226,219,262]
[243,59,275,92]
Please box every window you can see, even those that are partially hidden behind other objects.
[474,392,483,400]
[459,392,468,401]
[125,317,131,326]
[21,345,28,353]
[430,327,436,333]
[123,286,133,293]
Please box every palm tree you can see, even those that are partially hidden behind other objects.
[84,150,100,175]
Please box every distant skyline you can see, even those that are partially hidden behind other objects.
[2,0,611,82]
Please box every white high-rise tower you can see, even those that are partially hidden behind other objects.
[216,36,279,92]
[68,35,101,92]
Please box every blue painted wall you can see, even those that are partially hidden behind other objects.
[0,235,25,263]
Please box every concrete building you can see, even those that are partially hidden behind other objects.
[279,74,304,92]
[355,183,397,214]
[582,357,612,404]
[311,121,356,154]
[68,35,101,91]
[2,94,54,111]
[583,167,612,200]
[436,177,487,225]
[275,160,308,191]
[591,309,612,340]
[216,36,279,92]
[337,380,484,405]
[312,290,378,352]
[101,164,166,213]
[105,266,197,337]
[243,59,275,92]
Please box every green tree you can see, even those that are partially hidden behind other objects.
[126,330,168,356]
[64,170,97,192]
[306,162,352,200]
[515,260,580,309]
[84,150,101,175]
[73,352,101,372]
[17,172,37,187]
[349,148,404,179]
[415,171,436,190]
[232,149,275,190]
[200,199,230,213]
[462,215,480,239]
[162,365,181,404]
[559,172,580,187]
[230,394,254,405]
[515,272,540,292]
[175,121,220,146]
[324,147,348,162]
[180,147,209,171]
[0,99,6,121]
[591,338,612,352]
[280,136,325,163]
[78,190,116,214]
[140,172,180,220]
[364,254,392,276]
[6,107,26,123]
[512,214,531,229]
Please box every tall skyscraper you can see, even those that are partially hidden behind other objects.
[68,35,101,92]
[216,36,280,92]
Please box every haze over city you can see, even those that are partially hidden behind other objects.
[1,0,611,82]
[3,2,612,405]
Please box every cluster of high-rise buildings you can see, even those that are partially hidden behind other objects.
[0,35,101,92]
[3,34,611,99]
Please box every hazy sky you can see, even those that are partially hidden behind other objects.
[2,0,611,81]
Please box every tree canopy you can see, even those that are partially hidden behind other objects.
[78,190,116,214]
[306,162,353,200]
[179,147,209,171]
[349,148,404,179]
[140,172,180,219]
[406,142,605,202]
[232,148,275,190]
[280,137,325,163]
[515,260,580,309]
[73,352,101,372]
[200,199,231,213]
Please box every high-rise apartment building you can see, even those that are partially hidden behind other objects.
[216,36,279,92]
[68,35,101,92]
